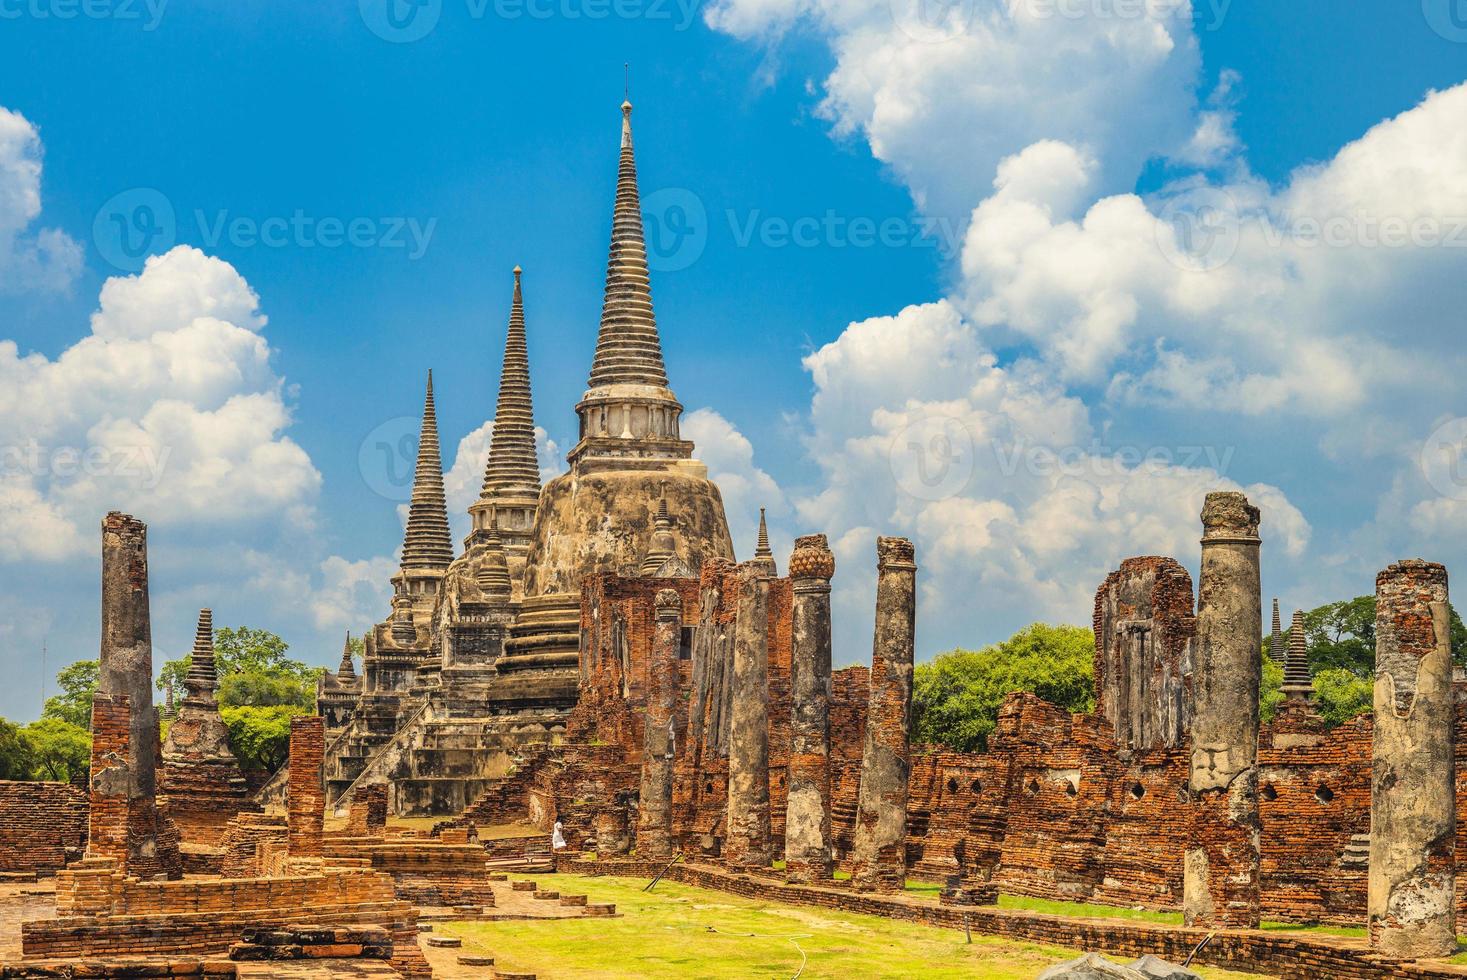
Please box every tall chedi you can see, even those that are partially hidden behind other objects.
[510,99,734,690]
[396,369,455,627]
[468,267,542,594]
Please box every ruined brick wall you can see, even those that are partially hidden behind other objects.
[287,716,325,858]
[0,780,87,873]
[86,693,132,866]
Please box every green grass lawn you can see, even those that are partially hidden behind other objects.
[441,874,1276,980]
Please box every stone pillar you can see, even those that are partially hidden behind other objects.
[637,588,682,858]
[98,512,176,877]
[85,693,132,865]
[725,563,772,870]
[1184,491,1262,928]
[286,716,325,858]
[1369,560,1455,957]
[850,536,917,893]
[784,534,835,882]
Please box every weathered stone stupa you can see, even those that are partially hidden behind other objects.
[507,100,734,685]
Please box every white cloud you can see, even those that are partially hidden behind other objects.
[0,106,81,293]
[684,407,786,558]
[706,0,1202,222]
[0,245,320,561]
[791,300,1309,658]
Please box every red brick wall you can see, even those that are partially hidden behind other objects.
[0,780,86,873]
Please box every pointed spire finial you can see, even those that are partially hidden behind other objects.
[338,630,357,677]
[185,608,218,696]
[401,369,454,570]
[756,508,772,559]
[588,97,669,390]
[479,267,542,503]
[1269,597,1284,663]
[1282,609,1313,700]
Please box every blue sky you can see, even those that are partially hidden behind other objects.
[0,1,1464,721]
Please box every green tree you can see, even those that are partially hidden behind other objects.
[1312,668,1374,727]
[1259,652,1284,724]
[157,626,320,711]
[0,718,36,780]
[221,705,307,771]
[913,623,1095,753]
[43,660,99,729]
[1299,596,1467,678]
[21,718,91,782]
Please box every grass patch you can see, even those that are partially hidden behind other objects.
[997,894,1181,925]
[441,874,1274,980]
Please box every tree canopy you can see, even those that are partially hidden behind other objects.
[913,623,1095,753]
[42,660,99,729]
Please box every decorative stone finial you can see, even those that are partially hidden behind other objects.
[185,608,218,695]
[654,588,682,621]
[476,518,513,599]
[337,631,356,678]
[789,533,835,582]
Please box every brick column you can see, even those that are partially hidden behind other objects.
[1185,491,1261,928]
[1369,560,1455,957]
[637,588,682,858]
[725,562,772,869]
[287,716,326,858]
[784,534,835,882]
[85,694,132,865]
[850,536,917,893]
[347,784,388,836]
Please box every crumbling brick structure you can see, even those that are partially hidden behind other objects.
[287,715,326,859]
[635,588,682,857]
[725,563,774,869]
[785,534,835,882]
[346,783,389,835]
[0,780,87,873]
[159,608,259,844]
[850,536,917,893]
[97,512,181,879]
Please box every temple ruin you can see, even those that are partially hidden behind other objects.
[1,97,1464,980]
